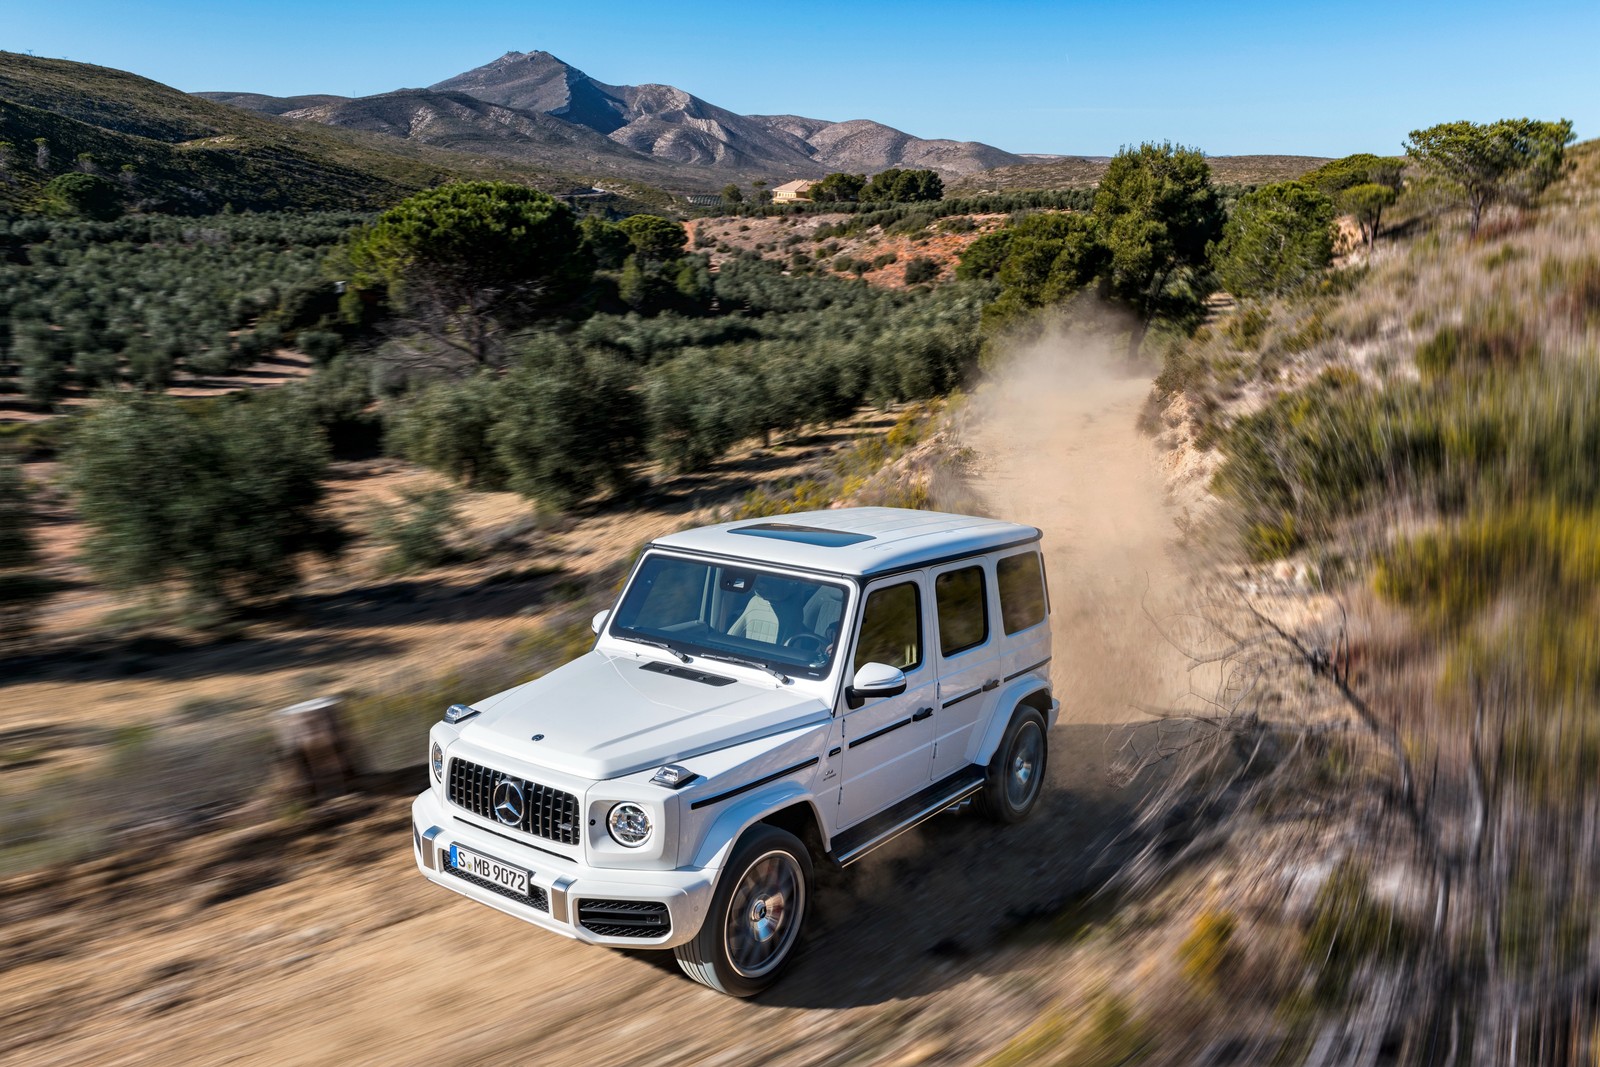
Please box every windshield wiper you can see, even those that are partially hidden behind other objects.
[616,634,690,663]
[695,652,790,684]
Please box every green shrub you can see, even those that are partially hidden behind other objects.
[1414,304,1539,379]
[369,486,460,572]
[1213,181,1336,296]
[904,257,942,285]
[1224,305,1270,348]
[1303,859,1413,1002]
[1246,511,1301,561]
[298,329,343,364]
[1178,910,1237,994]
[387,374,506,489]
[1540,254,1600,325]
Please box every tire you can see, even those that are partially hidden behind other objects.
[980,706,1048,824]
[674,824,813,997]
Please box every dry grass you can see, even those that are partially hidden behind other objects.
[1131,137,1600,1060]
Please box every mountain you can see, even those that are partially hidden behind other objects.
[207,50,1027,181]
[0,54,672,214]
[203,86,718,190]
[755,115,1024,175]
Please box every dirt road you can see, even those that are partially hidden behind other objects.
[964,334,1200,726]
[1,343,1195,1067]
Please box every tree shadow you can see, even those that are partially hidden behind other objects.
[1,629,406,687]
[3,552,583,691]
[572,410,905,524]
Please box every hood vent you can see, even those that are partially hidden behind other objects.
[639,661,736,687]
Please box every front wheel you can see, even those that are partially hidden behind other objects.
[675,824,813,996]
[980,707,1048,823]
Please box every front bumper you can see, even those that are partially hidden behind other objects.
[411,791,715,951]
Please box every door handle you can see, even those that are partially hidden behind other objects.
[982,678,1000,692]
[912,707,933,722]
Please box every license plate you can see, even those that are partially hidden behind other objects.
[450,844,530,896]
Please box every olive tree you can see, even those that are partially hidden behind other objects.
[0,459,52,644]
[490,351,641,510]
[70,394,343,607]
[386,373,506,489]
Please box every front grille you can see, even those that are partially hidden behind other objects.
[578,899,672,939]
[447,758,581,846]
[444,863,550,911]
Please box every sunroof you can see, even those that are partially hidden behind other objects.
[730,523,874,547]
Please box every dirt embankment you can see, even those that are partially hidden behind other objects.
[0,338,1201,1066]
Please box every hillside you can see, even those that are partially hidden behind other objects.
[0,54,671,214]
[1132,136,1600,1057]
[207,50,1027,181]
[231,87,716,191]
[949,152,1333,193]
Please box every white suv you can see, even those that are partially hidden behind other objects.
[412,507,1056,995]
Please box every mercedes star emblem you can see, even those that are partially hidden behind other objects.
[492,778,526,826]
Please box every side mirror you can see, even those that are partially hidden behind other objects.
[847,661,907,709]
[591,609,610,635]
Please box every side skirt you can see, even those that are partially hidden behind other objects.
[828,767,986,867]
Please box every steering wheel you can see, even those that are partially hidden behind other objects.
[784,633,825,655]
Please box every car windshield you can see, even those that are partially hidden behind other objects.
[609,553,850,680]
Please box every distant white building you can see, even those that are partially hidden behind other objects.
[771,180,815,204]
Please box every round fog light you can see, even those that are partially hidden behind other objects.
[430,741,444,781]
[607,803,652,847]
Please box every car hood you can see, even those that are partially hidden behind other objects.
[459,651,831,780]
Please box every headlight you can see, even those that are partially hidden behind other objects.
[607,802,652,847]
[430,741,444,781]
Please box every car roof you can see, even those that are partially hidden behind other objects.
[649,507,1042,579]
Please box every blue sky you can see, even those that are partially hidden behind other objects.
[5,1,1595,156]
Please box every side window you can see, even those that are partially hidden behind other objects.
[854,582,922,673]
[935,565,988,657]
[997,551,1047,634]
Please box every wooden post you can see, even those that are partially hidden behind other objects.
[275,697,358,800]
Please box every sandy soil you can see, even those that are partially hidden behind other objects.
[0,340,1202,1066]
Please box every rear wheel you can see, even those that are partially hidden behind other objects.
[674,824,812,996]
[981,707,1048,823]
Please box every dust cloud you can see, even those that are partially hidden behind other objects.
[964,323,1204,726]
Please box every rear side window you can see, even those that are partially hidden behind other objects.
[855,583,922,672]
[935,566,988,657]
[997,551,1047,634]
